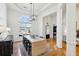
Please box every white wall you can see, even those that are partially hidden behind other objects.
[39,5,58,17]
[0,3,7,26]
[30,19,38,35]
[37,5,58,37]
[36,16,43,36]
[42,14,56,38]
[7,8,28,41]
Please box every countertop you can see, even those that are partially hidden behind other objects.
[0,35,13,41]
[24,35,46,43]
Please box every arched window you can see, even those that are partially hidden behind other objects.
[19,16,31,34]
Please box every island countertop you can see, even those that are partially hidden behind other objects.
[24,35,46,43]
[23,35,48,56]
[0,35,13,41]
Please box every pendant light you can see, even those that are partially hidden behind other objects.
[30,3,36,21]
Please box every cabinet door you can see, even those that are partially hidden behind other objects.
[4,41,11,56]
[0,42,4,56]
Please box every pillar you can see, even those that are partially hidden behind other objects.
[66,3,76,56]
[56,4,63,48]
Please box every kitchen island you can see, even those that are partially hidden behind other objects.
[23,35,48,56]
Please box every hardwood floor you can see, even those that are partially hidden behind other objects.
[12,42,20,56]
[47,38,79,56]
[12,38,79,56]
[46,39,66,56]
[76,45,79,56]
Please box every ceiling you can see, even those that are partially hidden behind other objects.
[7,3,57,16]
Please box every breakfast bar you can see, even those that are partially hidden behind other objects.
[23,35,48,56]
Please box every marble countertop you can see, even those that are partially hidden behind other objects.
[0,35,12,41]
[24,35,46,43]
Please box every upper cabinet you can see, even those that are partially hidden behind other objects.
[0,4,7,26]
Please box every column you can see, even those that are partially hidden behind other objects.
[56,4,63,48]
[66,3,76,56]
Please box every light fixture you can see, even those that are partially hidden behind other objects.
[30,3,37,21]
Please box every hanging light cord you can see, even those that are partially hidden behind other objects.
[33,3,34,16]
[30,3,36,20]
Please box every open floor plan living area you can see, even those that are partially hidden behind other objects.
[0,3,79,56]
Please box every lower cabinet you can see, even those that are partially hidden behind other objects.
[0,35,13,56]
[0,42,4,56]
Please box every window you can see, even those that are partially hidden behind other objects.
[19,16,31,34]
